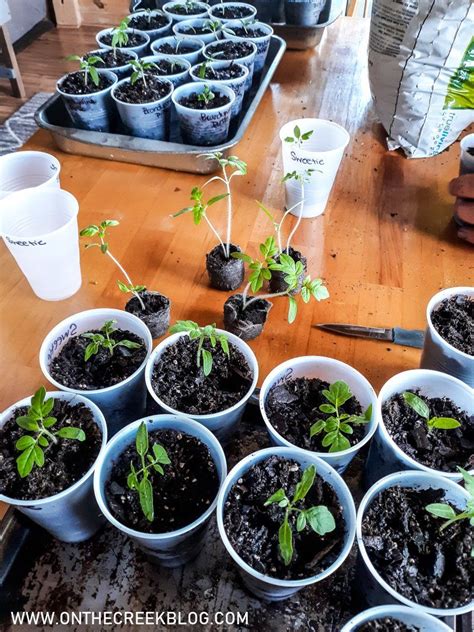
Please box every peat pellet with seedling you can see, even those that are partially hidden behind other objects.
[431,294,473,355]
[382,390,473,472]
[224,294,272,340]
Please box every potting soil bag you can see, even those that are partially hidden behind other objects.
[368,0,474,158]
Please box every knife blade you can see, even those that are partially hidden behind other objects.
[314,324,425,349]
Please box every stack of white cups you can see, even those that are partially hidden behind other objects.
[0,150,82,301]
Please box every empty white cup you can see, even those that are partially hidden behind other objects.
[0,151,60,200]
[280,118,350,218]
[0,188,82,301]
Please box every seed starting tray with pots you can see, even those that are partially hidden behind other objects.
[0,403,471,631]
[35,37,285,176]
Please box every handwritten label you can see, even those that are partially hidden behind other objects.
[47,323,78,362]
[272,367,294,388]
[6,236,46,247]
[291,151,325,166]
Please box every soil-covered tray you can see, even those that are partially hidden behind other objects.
[431,295,473,355]
[84,49,134,69]
[382,390,473,472]
[224,455,344,579]
[0,399,101,500]
[106,429,218,533]
[265,377,366,451]
[49,327,147,390]
[114,76,172,104]
[59,71,112,95]
[128,13,169,30]
[151,336,253,414]
[362,485,474,609]
[99,32,147,48]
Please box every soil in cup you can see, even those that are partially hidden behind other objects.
[431,295,473,356]
[151,336,253,414]
[99,32,147,48]
[362,486,474,609]
[223,455,344,579]
[179,90,230,109]
[60,71,113,95]
[0,399,101,500]
[155,42,197,55]
[226,26,268,37]
[207,40,254,60]
[105,428,218,533]
[114,76,172,103]
[129,13,169,30]
[147,59,187,76]
[213,5,254,18]
[180,24,215,35]
[167,3,208,15]
[382,391,473,472]
[84,49,135,69]
[358,620,417,632]
[199,63,245,81]
[49,328,147,390]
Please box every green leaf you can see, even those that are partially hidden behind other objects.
[320,403,336,414]
[402,391,429,420]
[219,335,230,357]
[138,476,154,522]
[89,66,100,86]
[322,431,338,448]
[38,435,49,447]
[16,444,37,478]
[31,386,46,414]
[153,463,164,475]
[264,488,286,506]
[207,193,229,206]
[16,416,39,432]
[116,339,142,350]
[328,434,351,453]
[310,420,325,437]
[301,130,314,141]
[306,506,336,535]
[84,342,98,362]
[340,423,353,435]
[231,252,253,263]
[100,243,108,254]
[278,516,293,566]
[80,224,100,236]
[117,280,130,293]
[56,427,86,441]
[292,464,316,504]
[136,422,149,457]
[430,417,461,430]
[312,282,329,301]
[201,349,213,376]
[426,503,457,519]
[296,512,307,532]
[42,397,55,416]
[458,467,474,497]
[288,296,298,324]
[284,136,294,143]
[34,445,45,467]
[256,201,276,224]
[152,443,170,465]
[323,381,353,408]
[294,125,301,139]
[16,435,35,450]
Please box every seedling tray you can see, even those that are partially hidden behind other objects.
[0,403,471,631]
[34,37,286,175]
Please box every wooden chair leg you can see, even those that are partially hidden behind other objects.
[0,24,26,98]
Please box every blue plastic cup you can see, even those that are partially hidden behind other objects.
[340,605,453,632]
[222,20,273,73]
[93,414,227,567]
[190,60,249,119]
[151,35,205,64]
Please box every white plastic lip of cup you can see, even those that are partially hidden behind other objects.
[0,187,82,301]
[0,151,61,200]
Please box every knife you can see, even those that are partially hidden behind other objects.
[314,324,425,349]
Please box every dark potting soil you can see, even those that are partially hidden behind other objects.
[226,26,268,37]
[207,40,254,60]
[128,13,169,30]
[151,335,253,415]
[99,32,147,48]
[60,71,112,95]
[200,62,244,81]
[467,147,474,156]
[362,486,474,609]
[147,59,187,76]
[223,456,344,579]
[125,291,170,318]
[265,377,366,452]
[382,390,473,472]
[49,328,147,390]
[85,49,134,68]
[358,620,418,632]
[0,399,101,501]
[181,24,214,35]
[223,294,272,340]
[179,91,230,110]
[213,5,254,18]
[114,75,172,104]
[154,42,196,55]
[105,428,219,533]
[270,247,307,294]
[167,3,207,15]
[431,294,473,355]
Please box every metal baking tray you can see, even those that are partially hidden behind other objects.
[271,6,343,50]
[35,36,286,175]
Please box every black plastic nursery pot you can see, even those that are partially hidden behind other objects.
[269,247,307,294]
[284,0,327,26]
[206,243,245,291]
[125,291,171,339]
[223,293,273,340]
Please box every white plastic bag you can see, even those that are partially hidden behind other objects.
[368,0,474,158]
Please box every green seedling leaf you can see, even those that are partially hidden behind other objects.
[279,516,293,566]
[293,464,316,504]
[306,506,336,535]
[426,503,457,520]
[56,427,86,441]
[264,488,286,506]
[402,391,429,419]
[429,417,461,430]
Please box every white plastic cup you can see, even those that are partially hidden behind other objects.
[280,118,350,218]
[365,369,474,489]
[173,18,221,45]
[189,60,249,119]
[0,391,108,542]
[420,287,474,387]
[163,1,210,22]
[259,356,378,473]
[0,151,60,201]
[356,470,474,617]
[208,2,257,23]
[39,308,153,436]
[145,329,258,442]
[0,188,81,301]
[96,28,151,56]
[340,605,453,632]
[460,132,474,175]
[216,446,356,601]
[142,54,191,87]
[150,35,205,65]
[222,20,273,73]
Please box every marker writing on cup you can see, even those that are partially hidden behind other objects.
[6,236,47,247]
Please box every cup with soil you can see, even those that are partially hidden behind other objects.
[0,390,107,542]
[39,308,152,437]
[96,28,151,56]
[93,414,226,567]
[216,446,356,600]
[420,287,473,387]
[142,54,191,87]
[223,20,274,73]
[223,294,273,340]
[203,40,257,91]
[172,81,236,146]
[127,9,172,41]
[259,356,378,473]
[190,60,249,121]
[145,327,258,441]
[56,68,118,133]
[173,17,222,44]
[365,369,473,489]
[208,1,257,23]
[125,290,171,339]
[150,35,205,65]
[269,247,307,294]
[284,0,326,26]
[84,48,138,80]
[112,74,174,140]
[163,1,210,23]
[340,605,453,632]
[356,470,474,616]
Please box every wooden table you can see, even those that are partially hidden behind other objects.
[0,17,472,416]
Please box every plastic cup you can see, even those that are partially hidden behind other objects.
[173,18,221,45]
[150,35,205,65]
[0,151,60,201]
[340,605,453,632]
[280,118,350,218]
[190,60,249,119]
[0,188,81,301]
